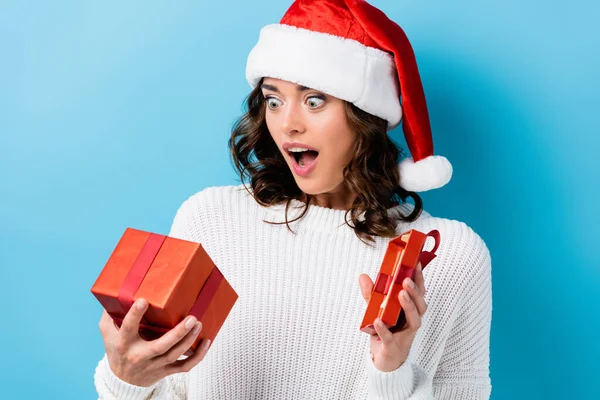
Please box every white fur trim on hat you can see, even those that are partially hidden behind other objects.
[246,24,403,130]
[398,156,453,192]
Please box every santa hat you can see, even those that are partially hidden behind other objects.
[245,0,452,192]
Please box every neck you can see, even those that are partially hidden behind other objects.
[309,186,356,211]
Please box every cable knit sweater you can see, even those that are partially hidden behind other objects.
[94,184,492,399]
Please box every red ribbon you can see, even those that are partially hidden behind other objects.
[188,267,224,321]
[117,233,166,326]
[374,273,391,295]
[419,230,441,269]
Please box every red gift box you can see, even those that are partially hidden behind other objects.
[361,229,440,334]
[90,227,238,355]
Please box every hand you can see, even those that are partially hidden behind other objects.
[98,298,211,387]
[359,262,428,372]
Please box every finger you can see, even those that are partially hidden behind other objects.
[98,310,119,340]
[403,277,427,316]
[167,338,212,374]
[399,289,422,331]
[373,318,395,346]
[120,298,149,342]
[414,262,426,294]
[359,274,374,303]
[155,320,202,364]
[148,316,199,357]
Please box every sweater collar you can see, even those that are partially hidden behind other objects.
[262,197,419,234]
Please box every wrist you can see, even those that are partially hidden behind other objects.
[371,352,407,373]
[97,355,159,400]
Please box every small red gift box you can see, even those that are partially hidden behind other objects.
[361,229,440,334]
[90,227,238,355]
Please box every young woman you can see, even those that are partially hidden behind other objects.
[94,1,492,399]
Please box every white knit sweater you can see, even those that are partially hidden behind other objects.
[94,184,492,399]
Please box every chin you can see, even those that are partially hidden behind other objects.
[294,177,341,197]
[295,183,322,196]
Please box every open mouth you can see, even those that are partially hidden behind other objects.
[286,148,320,177]
[289,149,319,167]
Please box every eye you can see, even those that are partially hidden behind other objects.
[265,96,282,110]
[306,95,325,109]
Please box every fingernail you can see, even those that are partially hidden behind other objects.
[192,322,201,335]
[403,290,411,301]
[185,316,197,330]
[406,278,415,289]
[203,339,211,350]
[417,263,422,272]
[136,299,147,310]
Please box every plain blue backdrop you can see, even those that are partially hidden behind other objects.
[1,0,598,398]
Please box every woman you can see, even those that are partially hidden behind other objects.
[94,1,492,399]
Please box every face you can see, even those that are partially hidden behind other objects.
[261,77,357,208]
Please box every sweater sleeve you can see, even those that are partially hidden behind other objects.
[364,222,493,399]
[364,355,431,399]
[94,354,188,400]
[431,231,492,399]
[93,190,211,400]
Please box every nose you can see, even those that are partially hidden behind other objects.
[280,100,306,136]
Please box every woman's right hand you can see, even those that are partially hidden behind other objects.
[98,298,211,387]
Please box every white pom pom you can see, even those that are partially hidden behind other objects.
[398,155,453,192]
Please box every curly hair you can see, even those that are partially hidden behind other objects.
[228,78,423,245]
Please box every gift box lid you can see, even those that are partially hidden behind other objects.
[360,229,440,334]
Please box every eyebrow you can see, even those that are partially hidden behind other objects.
[260,83,311,93]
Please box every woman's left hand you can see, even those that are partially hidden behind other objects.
[358,262,428,372]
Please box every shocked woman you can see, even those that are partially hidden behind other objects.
[95,1,492,399]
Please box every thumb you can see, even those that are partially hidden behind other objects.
[359,274,374,303]
[120,298,148,343]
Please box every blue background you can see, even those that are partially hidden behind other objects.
[1,0,598,398]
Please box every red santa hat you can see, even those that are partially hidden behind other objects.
[245,0,452,192]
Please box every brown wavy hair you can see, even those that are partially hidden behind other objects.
[228,78,423,245]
